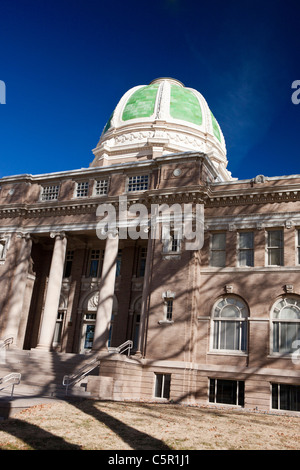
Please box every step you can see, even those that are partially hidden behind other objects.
[0,349,96,401]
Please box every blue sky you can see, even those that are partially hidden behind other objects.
[0,0,299,180]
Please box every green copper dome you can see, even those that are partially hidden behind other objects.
[102,78,223,144]
[169,84,203,126]
[122,83,159,121]
[92,78,231,180]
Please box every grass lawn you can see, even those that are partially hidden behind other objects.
[0,399,299,450]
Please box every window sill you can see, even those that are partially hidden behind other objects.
[208,350,248,357]
[161,252,181,260]
[158,320,174,326]
[267,354,296,360]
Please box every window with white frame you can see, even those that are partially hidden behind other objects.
[127,174,149,192]
[271,296,300,355]
[209,379,244,406]
[53,312,64,347]
[154,373,171,399]
[160,291,175,324]
[0,237,9,262]
[272,383,300,412]
[76,181,89,198]
[41,185,59,201]
[162,226,181,253]
[211,296,248,352]
[94,179,109,196]
[238,231,254,267]
[210,232,226,267]
[267,229,283,266]
[0,240,5,260]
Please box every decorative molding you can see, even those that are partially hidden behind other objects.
[224,285,233,293]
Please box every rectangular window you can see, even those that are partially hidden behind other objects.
[297,230,300,265]
[210,233,226,267]
[154,373,171,399]
[88,249,103,278]
[166,299,173,321]
[138,246,147,277]
[64,250,74,278]
[127,175,149,192]
[116,249,122,277]
[238,231,254,267]
[267,230,283,266]
[41,185,59,201]
[272,383,300,412]
[0,240,6,259]
[53,312,64,346]
[95,179,109,196]
[76,181,89,198]
[209,379,244,406]
[162,227,181,253]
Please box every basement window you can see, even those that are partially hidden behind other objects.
[272,383,300,412]
[154,373,171,399]
[209,378,245,407]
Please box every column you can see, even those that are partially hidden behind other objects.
[4,232,32,347]
[136,233,154,356]
[36,232,67,351]
[93,232,119,350]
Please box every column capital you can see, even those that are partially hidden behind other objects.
[50,231,66,240]
[16,232,32,241]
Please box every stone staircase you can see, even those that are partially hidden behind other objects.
[0,349,100,399]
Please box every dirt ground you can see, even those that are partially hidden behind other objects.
[0,399,299,450]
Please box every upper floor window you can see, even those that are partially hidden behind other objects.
[0,240,6,259]
[271,296,300,355]
[76,181,89,198]
[159,290,175,324]
[87,249,103,278]
[0,236,9,263]
[116,249,122,277]
[238,231,254,267]
[63,250,74,278]
[267,229,283,266]
[41,185,59,201]
[297,229,300,265]
[162,226,181,253]
[211,296,248,352]
[138,246,147,277]
[210,232,226,267]
[94,179,109,196]
[127,174,149,192]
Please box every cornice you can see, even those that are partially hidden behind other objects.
[204,187,300,207]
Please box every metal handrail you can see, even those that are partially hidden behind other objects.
[108,340,133,356]
[62,357,100,396]
[0,373,21,397]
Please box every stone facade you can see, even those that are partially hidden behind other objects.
[0,78,299,413]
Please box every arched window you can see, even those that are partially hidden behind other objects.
[271,296,300,354]
[211,296,248,352]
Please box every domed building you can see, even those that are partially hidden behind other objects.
[0,78,299,413]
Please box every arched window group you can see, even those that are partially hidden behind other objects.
[211,296,248,352]
[211,294,300,356]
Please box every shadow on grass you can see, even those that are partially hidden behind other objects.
[73,399,171,450]
[0,416,81,450]
[0,399,170,450]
